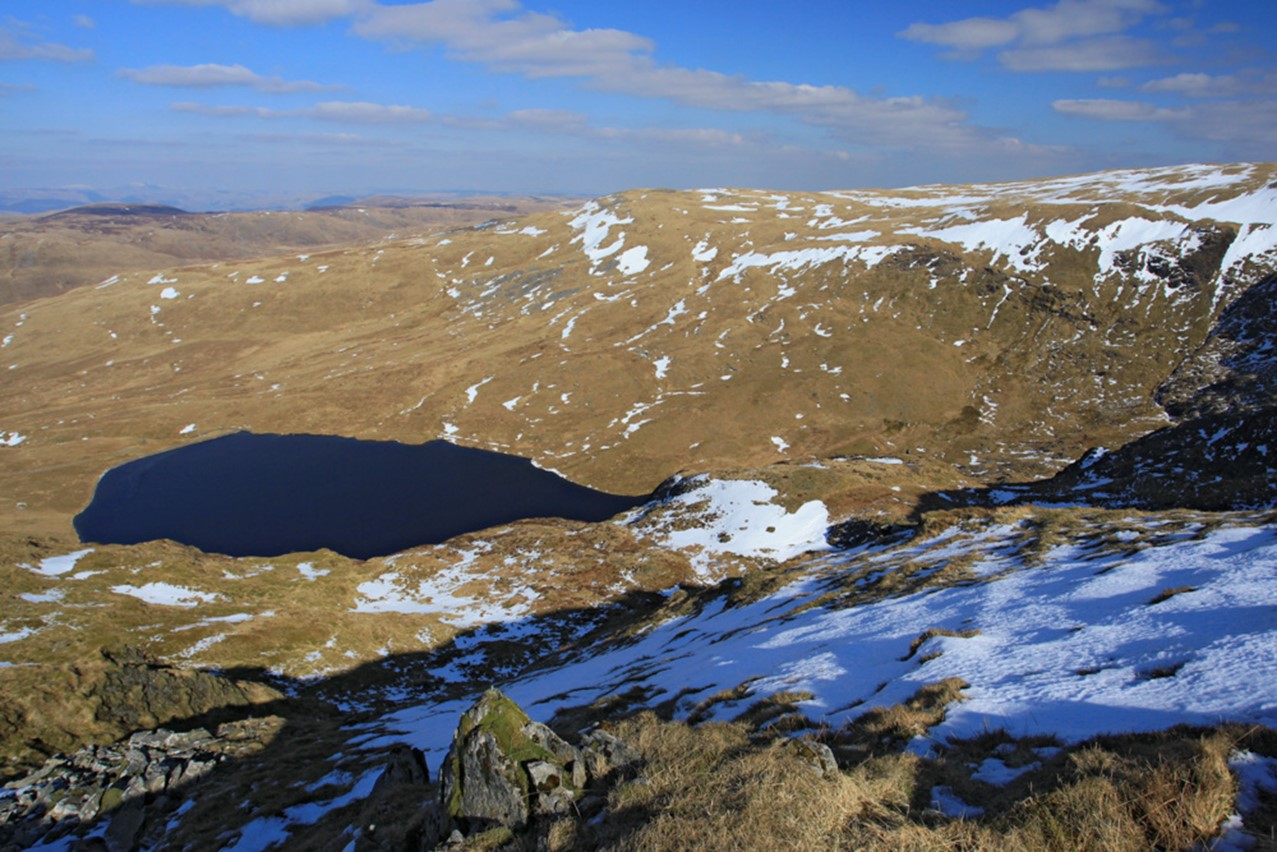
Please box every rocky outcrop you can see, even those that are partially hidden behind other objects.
[1019,405,1277,511]
[90,646,281,734]
[431,689,639,846]
[1157,271,1277,420]
[0,717,282,851]
[0,646,283,779]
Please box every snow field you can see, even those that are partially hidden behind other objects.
[375,514,1277,787]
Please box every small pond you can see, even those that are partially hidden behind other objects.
[74,432,651,560]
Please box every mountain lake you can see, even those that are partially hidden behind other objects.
[74,432,651,559]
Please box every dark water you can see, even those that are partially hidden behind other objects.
[74,432,650,560]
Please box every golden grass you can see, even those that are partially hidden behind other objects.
[592,714,865,852]
[516,694,1274,852]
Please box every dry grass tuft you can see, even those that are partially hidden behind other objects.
[831,678,970,760]
[900,628,981,662]
[1148,585,1196,605]
[591,713,866,852]
[515,693,1275,852]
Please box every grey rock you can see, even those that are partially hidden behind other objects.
[104,797,146,852]
[376,744,430,789]
[526,760,561,790]
[437,688,607,841]
[457,728,529,831]
[521,721,575,765]
[787,738,840,779]
[142,761,168,794]
[123,748,148,776]
[579,729,640,779]
[522,721,585,789]
[527,760,576,816]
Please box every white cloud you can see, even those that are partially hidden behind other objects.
[131,0,365,26]
[352,0,653,80]
[1183,100,1277,146]
[239,130,401,147]
[903,0,1167,71]
[306,101,431,123]
[596,127,746,146]
[904,0,1164,49]
[899,17,1022,53]
[140,0,1081,164]
[1011,0,1164,45]
[351,3,997,154]
[438,107,746,149]
[0,24,93,62]
[505,108,590,132]
[172,99,432,123]
[172,101,275,118]
[998,35,1166,72]
[73,15,96,29]
[1052,96,1277,152]
[1140,69,1277,98]
[119,63,343,93]
[1051,97,1185,120]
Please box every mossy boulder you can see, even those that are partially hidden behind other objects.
[437,689,586,841]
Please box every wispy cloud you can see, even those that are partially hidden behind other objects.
[130,0,365,27]
[1139,69,1277,98]
[172,99,432,123]
[1052,97,1277,149]
[348,1,1002,153]
[119,63,345,93]
[0,22,93,62]
[999,35,1167,72]
[471,108,747,148]
[306,101,431,123]
[901,0,1168,71]
[1051,98,1184,121]
[139,0,1014,156]
[73,15,96,29]
[238,130,402,147]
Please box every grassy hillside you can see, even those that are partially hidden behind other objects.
[0,195,577,306]
[1,163,1276,849]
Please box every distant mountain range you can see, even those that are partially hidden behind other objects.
[0,195,579,306]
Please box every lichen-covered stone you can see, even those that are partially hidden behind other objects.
[437,689,590,841]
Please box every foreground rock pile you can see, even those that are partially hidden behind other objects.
[0,689,647,851]
[0,717,281,850]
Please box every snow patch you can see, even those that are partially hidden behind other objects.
[110,583,222,607]
[637,477,830,577]
[616,245,650,276]
[28,549,94,577]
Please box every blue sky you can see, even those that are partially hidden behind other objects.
[1,0,1273,206]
